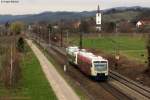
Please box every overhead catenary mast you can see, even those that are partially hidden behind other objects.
[96,5,102,31]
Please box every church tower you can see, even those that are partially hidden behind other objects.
[96,5,101,31]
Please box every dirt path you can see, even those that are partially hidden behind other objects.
[26,39,80,100]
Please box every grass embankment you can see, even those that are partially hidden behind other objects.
[69,35,147,62]
[0,41,57,100]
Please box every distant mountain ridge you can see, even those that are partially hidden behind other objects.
[0,6,150,24]
[0,11,97,24]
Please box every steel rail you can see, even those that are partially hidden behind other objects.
[30,36,150,99]
[109,70,150,99]
[50,43,150,99]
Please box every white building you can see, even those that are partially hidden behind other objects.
[96,5,101,31]
[136,21,143,28]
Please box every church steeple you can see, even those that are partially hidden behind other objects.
[97,5,100,13]
[96,4,101,31]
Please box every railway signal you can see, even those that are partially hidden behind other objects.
[64,65,67,72]
[115,54,120,70]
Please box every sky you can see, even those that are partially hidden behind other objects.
[0,0,150,15]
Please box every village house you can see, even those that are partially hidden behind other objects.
[136,19,150,28]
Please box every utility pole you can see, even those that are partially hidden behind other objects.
[48,24,52,47]
[114,40,119,69]
[39,26,41,44]
[66,30,69,45]
[79,19,88,49]
[60,19,64,47]
[10,44,13,86]
[79,32,83,49]
[49,29,51,47]
[60,30,63,47]
[8,22,13,86]
[10,32,15,86]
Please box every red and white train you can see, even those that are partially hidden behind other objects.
[66,46,108,80]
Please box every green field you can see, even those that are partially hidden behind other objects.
[69,35,147,62]
[0,42,57,100]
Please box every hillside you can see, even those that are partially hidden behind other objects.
[103,11,140,22]
[0,11,96,24]
[0,6,150,24]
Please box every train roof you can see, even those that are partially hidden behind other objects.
[66,46,108,62]
[66,46,79,52]
[78,50,107,62]
[68,46,79,49]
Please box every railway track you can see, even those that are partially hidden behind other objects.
[33,39,130,100]
[31,37,150,100]
[109,70,150,99]
[49,42,150,100]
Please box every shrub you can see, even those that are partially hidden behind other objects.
[17,37,24,52]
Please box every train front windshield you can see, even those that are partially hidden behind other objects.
[94,61,107,71]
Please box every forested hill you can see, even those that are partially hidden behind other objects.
[0,6,150,24]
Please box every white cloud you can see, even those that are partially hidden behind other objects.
[0,0,150,15]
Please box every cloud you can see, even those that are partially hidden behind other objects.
[0,0,150,15]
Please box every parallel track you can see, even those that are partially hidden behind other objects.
[109,70,150,99]
[35,40,130,100]
[49,43,150,100]
[31,37,150,100]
